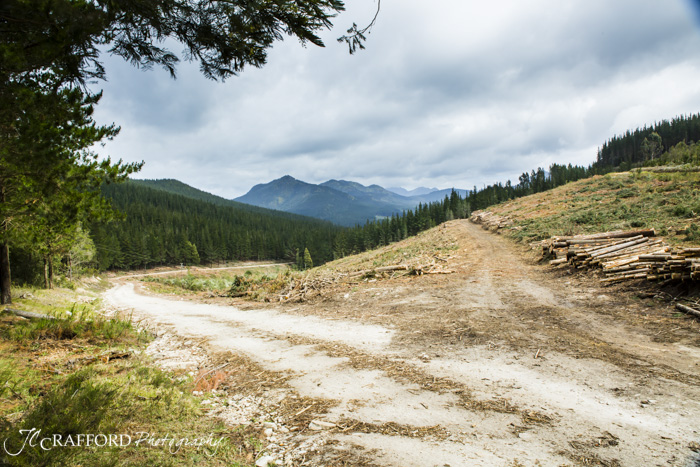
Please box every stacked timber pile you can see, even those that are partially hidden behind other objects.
[541,229,700,284]
[470,210,514,231]
[645,248,700,282]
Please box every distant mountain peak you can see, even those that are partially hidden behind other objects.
[387,186,439,197]
[235,177,466,226]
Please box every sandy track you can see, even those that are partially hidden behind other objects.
[105,220,700,467]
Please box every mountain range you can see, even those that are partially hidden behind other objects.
[234,175,468,226]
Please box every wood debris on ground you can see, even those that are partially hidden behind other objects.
[675,302,700,319]
[279,256,454,302]
[470,210,514,231]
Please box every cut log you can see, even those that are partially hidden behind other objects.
[589,237,648,258]
[603,262,655,274]
[638,254,673,261]
[675,303,700,319]
[578,235,645,252]
[3,308,57,320]
[348,265,410,278]
[600,271,649,283]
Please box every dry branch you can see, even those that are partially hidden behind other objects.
[3,308,57,320]
[675,303,700,319]
[348,265,410,278]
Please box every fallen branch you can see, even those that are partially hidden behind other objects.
[3,308,57,320]
[348,265,410,278]
[194,362,231,384]
[675,303,700,319]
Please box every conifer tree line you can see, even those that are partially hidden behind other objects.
[340,162,596,254]
[89,182,342,270]
[594,113,700,169]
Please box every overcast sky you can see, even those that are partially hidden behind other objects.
[92,0,700,198]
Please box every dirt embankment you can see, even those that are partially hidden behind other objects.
[106,220,700,467]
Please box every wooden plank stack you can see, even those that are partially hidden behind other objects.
[542,229,700,284]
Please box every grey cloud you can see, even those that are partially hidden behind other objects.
[94,0,700,199]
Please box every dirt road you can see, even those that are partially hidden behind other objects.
[105,220,700,467]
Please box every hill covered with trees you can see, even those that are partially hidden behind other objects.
[90,181,343,271]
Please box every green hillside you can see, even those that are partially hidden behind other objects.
[488,169,700,245]
[91,181,343,270]
[131,179,320,222]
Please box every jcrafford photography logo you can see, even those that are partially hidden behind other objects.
[3,428,227,457]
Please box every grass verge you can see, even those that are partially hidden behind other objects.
[141,266,292,302]
[0,285,252,467]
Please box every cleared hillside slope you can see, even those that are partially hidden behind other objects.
[486,169,700,246]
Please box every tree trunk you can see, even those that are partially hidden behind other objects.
[48,255,54,289]
[0,178,11,304]
[5,308,56,320]
[68,252,73,281]
[0,242,11,304]
[676,303,700,319]
[43,257,50,290]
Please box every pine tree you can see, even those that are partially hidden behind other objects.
[303,248,313,270]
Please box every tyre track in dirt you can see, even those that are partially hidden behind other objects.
[105,220,700,466]
[106,283,562,466]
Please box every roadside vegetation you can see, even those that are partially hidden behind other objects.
[0,284,252,466]
[140,227,461,303]
[142,265,292,302]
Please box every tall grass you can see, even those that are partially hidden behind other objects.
[1,304,135,342]
[142,268,293,302]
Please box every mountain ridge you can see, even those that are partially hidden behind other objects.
[129,178,343,224]
[235,176,396,226]
[234,176,468,226]
[387,186,438,197]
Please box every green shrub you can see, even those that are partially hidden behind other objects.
[687,223,700,242]
[672,205,695,218]
[616,188,638,199]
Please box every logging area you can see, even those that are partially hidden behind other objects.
[105,219,700,467]
[471,209,700,318]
